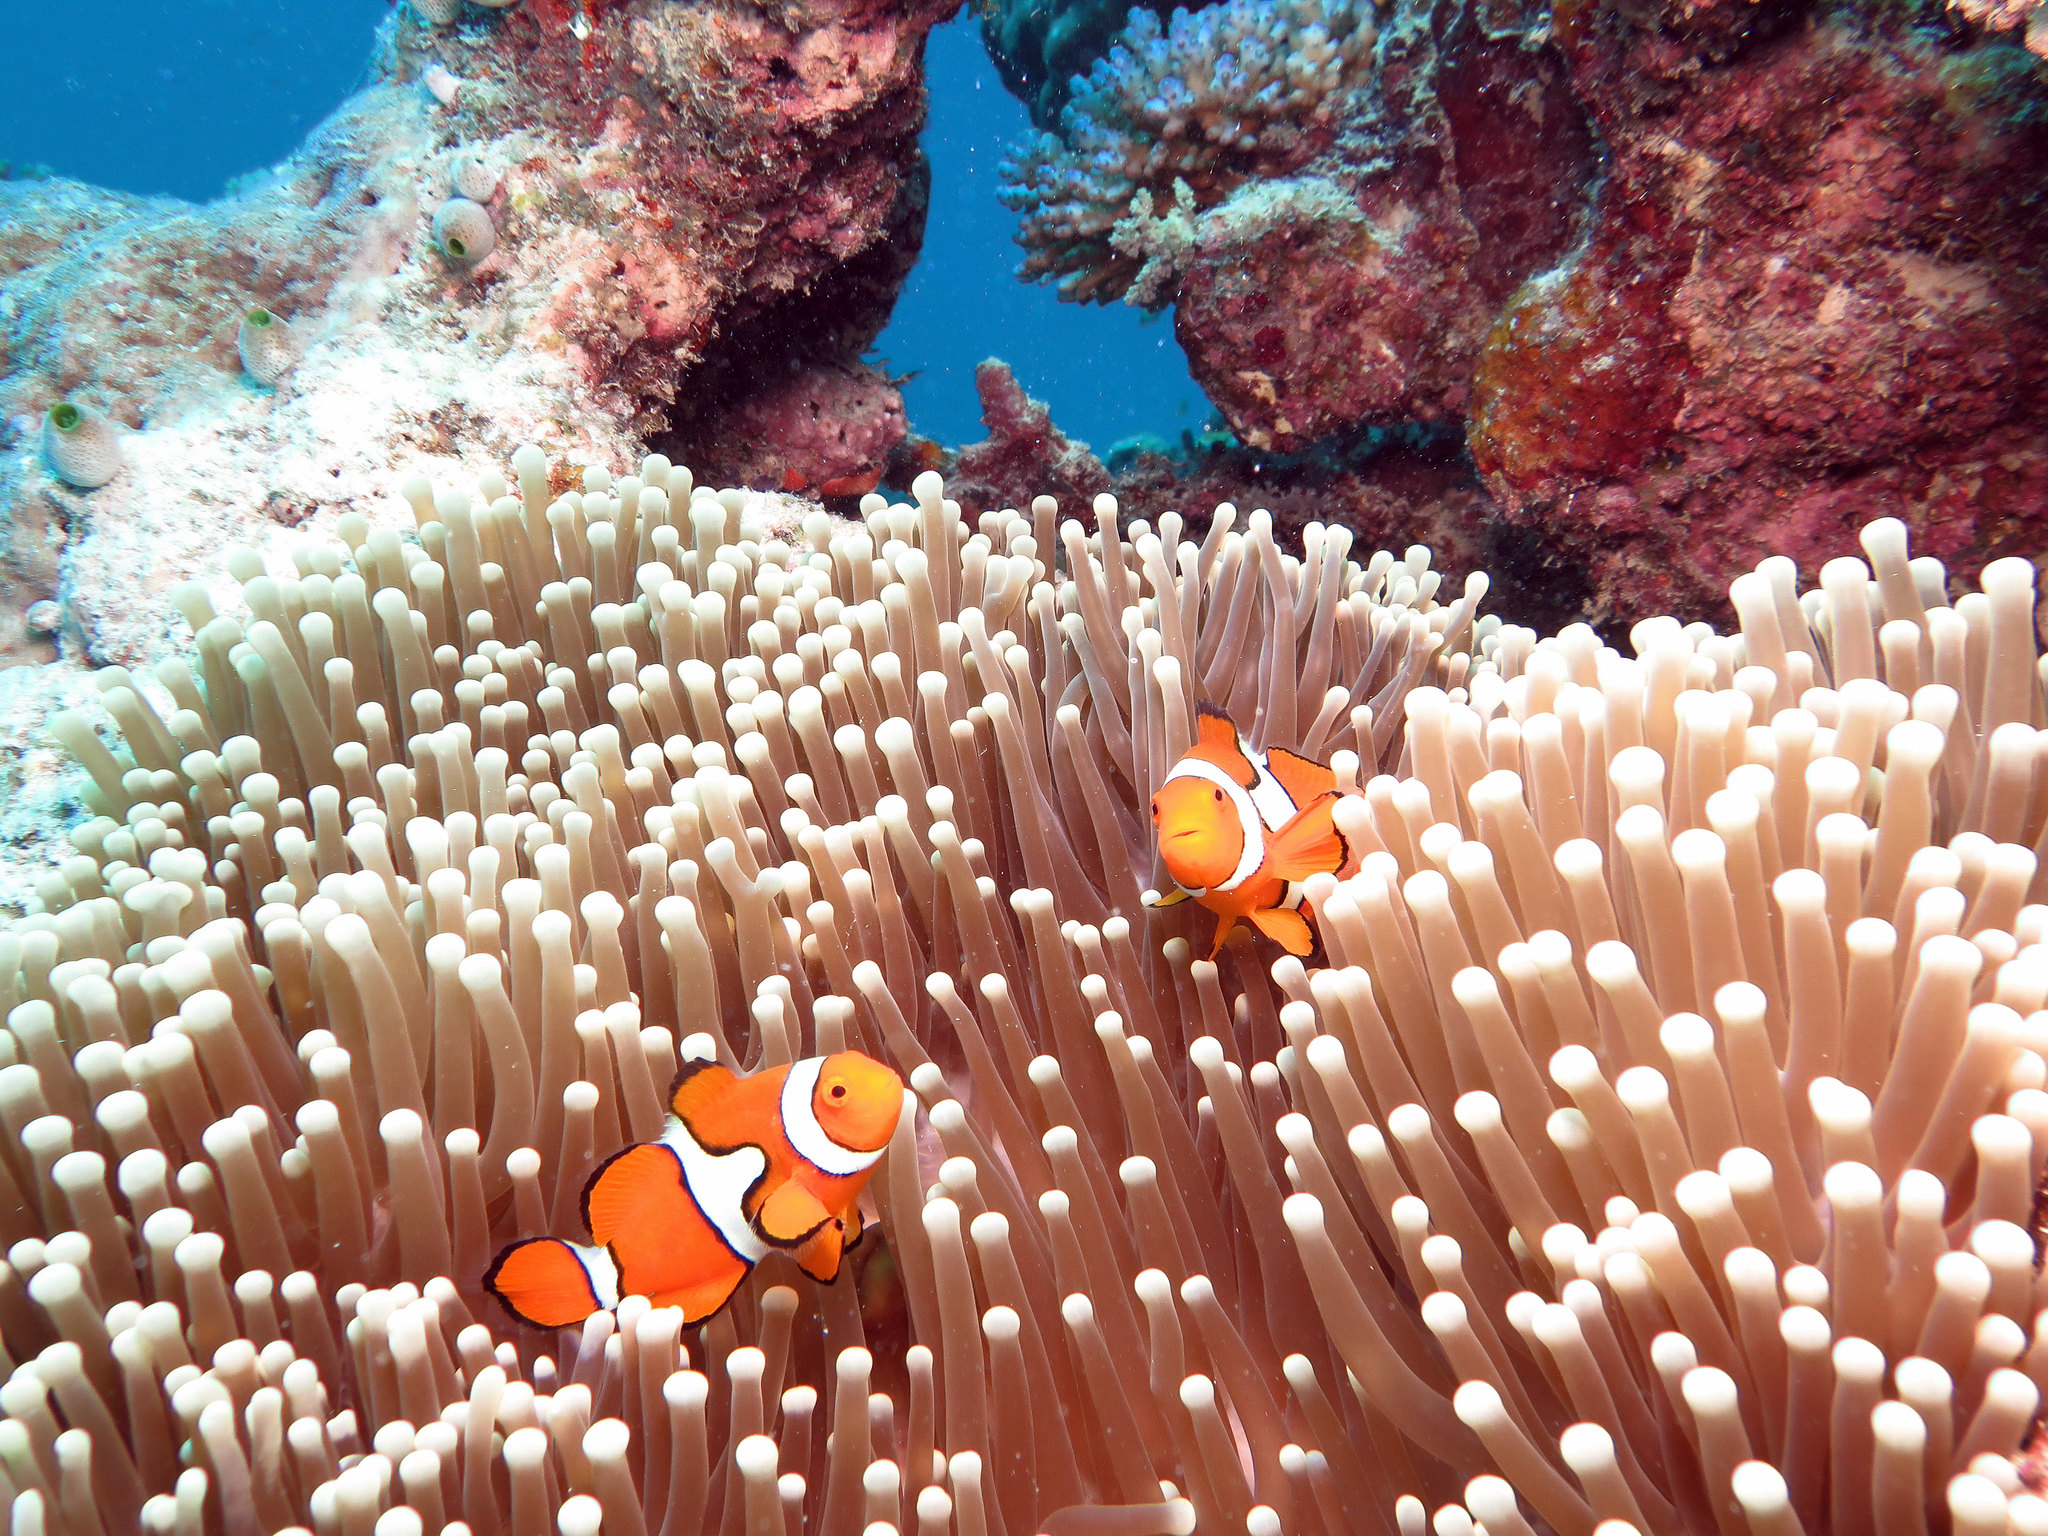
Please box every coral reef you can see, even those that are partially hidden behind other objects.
[976,0,1210,127]
[3,448,2048,1536]
[995,0,1600,440]
[1470,1,2048,627]
[992,0,2048,627]
[930,358,1113,515]
[1952,0,2048,58]
[999,0,1383,306]
[681,362,908,499]
[0,0,954,902]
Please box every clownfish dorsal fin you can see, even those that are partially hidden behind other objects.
[1264,792,1349,882]
[668,1058,767,1153]
[1194,701,1239,752]
[1191,701,1257,785]
[1247,905,1317,955]
[1265,746,1337,807]
[582,1142,686,1248]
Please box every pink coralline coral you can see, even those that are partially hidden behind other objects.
[686,361,907,496]
[1470,2,2048,624]
[995,0,2048,625]
[480,0,948,416]
[940,358,1113,514]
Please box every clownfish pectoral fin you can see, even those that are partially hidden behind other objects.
[792,1218,847,1282]
[1247,906,1317,956]
[1144,886,1193,908]
[1194,701,1239,752]
[1207,909,1239,959]
[484,1238,615,1329]
[645,1269,750,1325]
[754,1180,834,1247]
[1265,746,1338,807]
[1264,793,1349,882]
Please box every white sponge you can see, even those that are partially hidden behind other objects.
[41,402,122,489]
[236,308,300,386]
[432,197,497,264]
[450,151,499,203]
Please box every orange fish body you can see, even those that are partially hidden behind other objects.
[484,1050,903,1329]
[1148,704,1356,958]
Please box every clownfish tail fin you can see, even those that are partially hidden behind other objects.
[484,1238,618,1329]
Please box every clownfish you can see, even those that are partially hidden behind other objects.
[484,1049,904,1329]
[1145,703,1353,958]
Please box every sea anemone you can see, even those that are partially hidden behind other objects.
[3,456,2043,1536]
[431,196,497,264]
[236,308,301,388]
[39,400,123,489]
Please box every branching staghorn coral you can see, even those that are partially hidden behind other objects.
[5,448,2048,1536]
[998,0,1378,305]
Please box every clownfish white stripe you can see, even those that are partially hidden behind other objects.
[659,1124,771,1263]
[1246,757,1299,831]
[572,1241,622,1310]
[1161,758,1266,893]
[780,1057,887,1178]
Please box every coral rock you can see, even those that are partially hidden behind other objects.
[944,359,1113,515]
[1471,8,2048,624]
[0,0,954,902]
[684,361,907,498]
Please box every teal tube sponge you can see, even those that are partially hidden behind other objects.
[431,197,497,264]
[41,401,122,489]
[236,308,301,386]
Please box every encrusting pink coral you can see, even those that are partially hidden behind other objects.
[0,451,2045,1536]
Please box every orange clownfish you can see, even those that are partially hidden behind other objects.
[1146,703,1353,958]
[484,1050,904,1329]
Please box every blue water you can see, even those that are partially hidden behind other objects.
[0,0,387,200]
[0,4,1199,456]
[879,17,1206,455]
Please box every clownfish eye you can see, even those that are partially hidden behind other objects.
[1212,788,1224,803]
[829,1083,847,1101]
